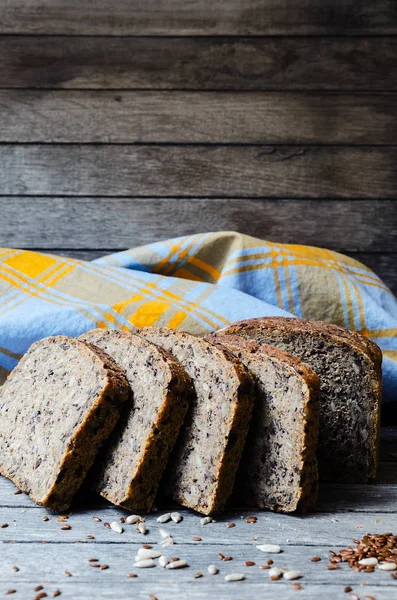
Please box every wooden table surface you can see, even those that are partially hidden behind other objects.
[0,428,395,600]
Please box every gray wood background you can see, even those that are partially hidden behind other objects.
[0,0,396,294]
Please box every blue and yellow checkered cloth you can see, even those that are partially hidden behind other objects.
[0,232,396,402]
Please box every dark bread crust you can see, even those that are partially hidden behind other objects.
[219,317,382,483]
[136,327,254,515]
[79,329,192,512]
[0,336,129,512]
[208,334,320,513]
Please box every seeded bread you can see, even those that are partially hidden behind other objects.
[208,334,320,512]
[218,317,382,483]
[79,329,192,512]
[136,327,254,515]
[0,336,129,512]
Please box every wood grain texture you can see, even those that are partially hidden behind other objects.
[0,198,395,253]
[2,36,397,91]
[2,91,396,144]
[1,146,396,198]
[1,0,396,35]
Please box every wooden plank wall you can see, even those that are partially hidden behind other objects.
[0,0,396,293]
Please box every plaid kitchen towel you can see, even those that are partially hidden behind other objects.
[0,232,396,402]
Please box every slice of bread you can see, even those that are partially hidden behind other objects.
[208,334,320,513]
[0,336,129,512]
[136,327,254,515]
[79,329,192,512]
[218,317,382,483]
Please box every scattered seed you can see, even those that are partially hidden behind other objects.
[142,545,152,549]
[358,558,378,566]
[60,525,71,531]
[138,522,147,535]
[171,557,180,562]
[260,565,270,570]
[256,544,281,554]
[344,587,353,593]
[53,591,61,597]
[159,529,169,539]
[133,559,156,569]
[245,561,255,567]
[223,556,232,562]
[120,517,126,524]
[12,567,19,572]
[104,523,110,529]
[126,515,141,525]
[110,521,123,534]
[311,556,322,562]
[88,558,98,563]
[149,595,158,600]
[267,559,274,565]
[284,570,302,580]
[34,593,47,600]
[100,565,109,570]
[5,591,16,595]
[93,517,102,522]
[159,556,169,568]
[200,517,212,526]
[326,564,341,570]
[90,564,101,568]
[1,524,9,528]
[378,562,396,571]
[292,583,303,590]
[349,595,360,600]
[14,490,22,495]
[363,596,376,600]
[171,512,183,523]
[192,536,201,542]
[137,549,162,559]
[268,567,283,579]
[246,517,257,524]
[42,516,49,522]
[218,553,225,560]
[224,573,245,582]
[166,560,188,570]
[64,572,72,577]
[157,513,171,524]
[207,565,218,575]
[227,523,236,528]
[127,573,137,578]
[86,535,95,539]
[34,586,43,592]
[194,572,202,578]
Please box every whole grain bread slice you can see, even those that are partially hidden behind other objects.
[136,327,254,515]
[0,336,129,512]
[218,317,382,483]
[79,329,192,512]
[208,334,320,513]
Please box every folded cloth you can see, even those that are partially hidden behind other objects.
[0,232,396,402]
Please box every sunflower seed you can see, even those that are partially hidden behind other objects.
[256,544,281,554]
[268,567,283,578]
[110,521,123,534]
[224,573,245,582]
[133,559,156,568]
[159,556,169,568]
[171,512,183,523]
[358,558,378,566]
[137,549,162,559]
[378,562,397,571]
[157,513,171,524]
[126,515,141,525]
[207,565,219,575]
[165,560,188,570]
[159,528,170,539]
[137,522,147,535]
[283,570,302,580]
[200,517,213,526]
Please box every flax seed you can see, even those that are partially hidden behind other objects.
[218,553,225,560]
[103,522,110,528]
[1,524,9,528]
[149,595,158,600]
[93,517,102,522]
[227,523,236,528]
[42,516,49,522]
[245,561,255,567]
[192,536,202,541]
[34,593,47,600]
[64,572,72,577]
[34,586,43,592]
[60,524,71,530]
[53,591,61,597]
[14,490,22,495]
[194,572,203,578]
[292,583,303,590]
[127,573,137,578]
[100,565,109,570]
[267,559,274,565]
[142,545,152,549]
[88,558,98,562]
[86,535,95,539]
[344,587,353,593]
[246,517,257,523]
[223,556,232,561]
[12,567,19,572]
[5,591,16,595]
[326,564,341,570]
[260,565,270,570]
[311,556,321,562]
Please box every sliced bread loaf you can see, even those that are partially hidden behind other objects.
[208,334,320,513]
[218,317,382,483]
[79,329,192,512]
[136,327,254,515]
[0,336,129,512]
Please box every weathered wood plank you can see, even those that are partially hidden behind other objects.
[0,198,395,253]
[1,91,396,144]
[1,0,396,35]
[1,146,396,198]
[2,36,396,91]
